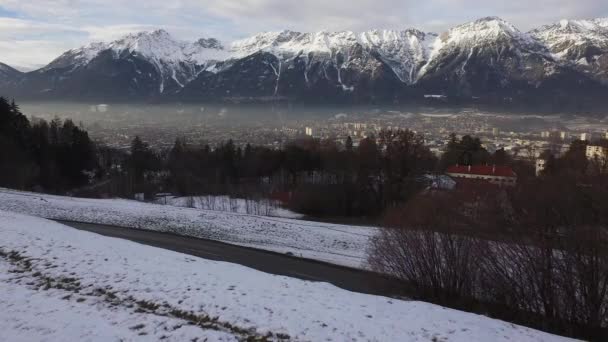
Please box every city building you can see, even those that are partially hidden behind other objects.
[536,158,546,177]
[446,165,517,186]
[581,133,588,141]
[305,127,313,136]
[586,145,608,161]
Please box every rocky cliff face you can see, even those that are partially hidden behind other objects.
[531,18,608,84]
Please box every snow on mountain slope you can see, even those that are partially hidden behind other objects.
[42,30,229,93]
[186,38,232,63]
[42,42,108,71]
[531,18,608,82]
[228,29,436,83]
[47,30,228,69]
[104,30,222,92]
[12,16,608,102]
[418,16,549,79]
[108,30,230,66]
[532,18,608,60]
[36,16,608,80]
[436,16,537,47]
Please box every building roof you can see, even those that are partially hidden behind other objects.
[446,165,516,178]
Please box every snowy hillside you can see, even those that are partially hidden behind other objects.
[0,188,375,268]
[0,210,577,341]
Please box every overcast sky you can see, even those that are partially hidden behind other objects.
[1,0,607,70]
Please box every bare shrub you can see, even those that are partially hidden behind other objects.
[559,226,608,331]
[479,175,608,338]
[369,192,489,302]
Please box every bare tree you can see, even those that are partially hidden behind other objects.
[369,192,488,302]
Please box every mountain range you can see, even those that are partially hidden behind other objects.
[1,16,608,108]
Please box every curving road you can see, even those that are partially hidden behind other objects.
[56,220,408,298]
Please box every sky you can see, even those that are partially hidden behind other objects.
[0,0,607,71]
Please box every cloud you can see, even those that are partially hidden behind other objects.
[81,24,164,42]
[0,17,78,38]
[0,39,73,70]
[0,0,607,68]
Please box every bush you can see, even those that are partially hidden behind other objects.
[369,192,489,302]
[368,176,608,340]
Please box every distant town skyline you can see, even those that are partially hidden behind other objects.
[0,0,607,70]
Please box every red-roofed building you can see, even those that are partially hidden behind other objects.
[446,165,517,187]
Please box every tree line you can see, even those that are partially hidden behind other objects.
[0,97,97,192]
[116,130,438,217]
[123,130,514,217]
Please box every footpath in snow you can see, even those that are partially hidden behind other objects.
[0,210,576,341]
[0,189,376,268]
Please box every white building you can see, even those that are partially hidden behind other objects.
[305,127,313,137]
[581,133,589,141]
[586,145,608,161]
[536,159,547,177]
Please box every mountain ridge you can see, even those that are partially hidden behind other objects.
[0,62,23,86]
[1,16,608,108]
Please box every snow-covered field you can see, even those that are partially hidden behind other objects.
[153,194,304,219]
[0,211,575,341]
[0,189,375,268]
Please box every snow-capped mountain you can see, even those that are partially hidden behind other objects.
[226,29,435,84]
[6,30,227,100]
[46,30,229,72]
[415,17,559,96]
[42,30,227,94]
[531,18,608,83]
[178,29,435,101]
[3,17,608,108]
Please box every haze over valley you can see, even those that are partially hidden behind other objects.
[18,101,608,157]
